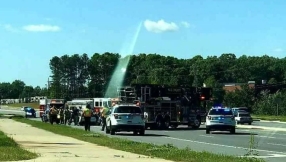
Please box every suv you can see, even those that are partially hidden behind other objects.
[105,105,145,135]
[235,111,253,125]
[206,108,236,134]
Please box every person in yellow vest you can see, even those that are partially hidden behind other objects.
[82,104,92,131]
[49,105,58,125]
[101,106,109,131]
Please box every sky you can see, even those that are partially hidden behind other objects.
[0,0,286,87]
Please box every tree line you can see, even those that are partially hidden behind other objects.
[2,52,286,115]
[0,80,47,99]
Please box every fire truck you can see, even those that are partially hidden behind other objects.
[116,84,212,130]
[39,99,65,122]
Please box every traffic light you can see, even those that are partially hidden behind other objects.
[200,88,212,100]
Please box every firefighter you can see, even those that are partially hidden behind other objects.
[101,106,109,131]
[49,105,58,125]
[64,107,71,125]
[59,107,64,124]
[82,104,92,131]
[72,106,79,125]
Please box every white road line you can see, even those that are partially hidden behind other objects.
[267,143,286,147]
[165,137,286,155]
[240,129,286,136]
[199,135,214,138]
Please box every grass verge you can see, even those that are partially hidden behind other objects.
[13,118,263,162]
[5,102,39,109]
[0,129,38,161]
[252,115,286,122]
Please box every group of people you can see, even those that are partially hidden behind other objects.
[47,103,110,132]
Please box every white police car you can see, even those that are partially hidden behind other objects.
[206,107,236,134]
[105,104,145,135]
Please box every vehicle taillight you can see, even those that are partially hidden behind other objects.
[208,116,211,120]
[114,114,119,119]
[178,111,181,115]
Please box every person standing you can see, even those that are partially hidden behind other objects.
[101,106,109,131]
[82,105,92,131]
[49,105,57,125]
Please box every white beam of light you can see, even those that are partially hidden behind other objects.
[104,22,142,98]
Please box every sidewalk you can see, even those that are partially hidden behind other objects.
[0,119,172,162]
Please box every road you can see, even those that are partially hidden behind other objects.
[1,108,286,162]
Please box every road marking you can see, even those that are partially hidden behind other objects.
[199,135,214,138]
[267,143,286,147]
[242,154,286,158]
[165,137,286,154]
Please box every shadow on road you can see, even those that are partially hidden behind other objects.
[116,133,168,137]
[211,132,258,135]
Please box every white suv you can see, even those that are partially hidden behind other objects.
[206,108,236,134]
[105,105,145,135]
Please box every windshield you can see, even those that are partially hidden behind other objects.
[114,106,142,113]
[209,109,233,115]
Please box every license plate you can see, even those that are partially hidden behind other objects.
[27,113,31,115]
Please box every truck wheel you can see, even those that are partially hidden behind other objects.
[164,117,170,129]
[192,117,201,129]
[171,124,178,129]
[206,129,210,134]
[139,129,145,135]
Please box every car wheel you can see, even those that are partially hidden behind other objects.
[133,131,138,135]
[105,125,110,134]
[139,129,145,135]
[230,127,236,134]
[110,122,115,135]
[248,122,252,125]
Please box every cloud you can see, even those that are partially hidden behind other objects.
[143,19,179,33]
[274,48,283,52]
[181,21,190,28]
[23,24,61,32]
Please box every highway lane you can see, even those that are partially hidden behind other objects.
[28,118,286,162]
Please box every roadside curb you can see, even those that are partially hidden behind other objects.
[237,125,286,132]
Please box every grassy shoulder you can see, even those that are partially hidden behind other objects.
[0,129,38,161]
[14,118,263,162]
[5,102,39,109]
[252,115,286,122]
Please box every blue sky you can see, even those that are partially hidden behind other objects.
[0,0,285,87]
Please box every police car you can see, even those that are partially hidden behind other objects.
[105,104,145,135]
[206,107,236,134]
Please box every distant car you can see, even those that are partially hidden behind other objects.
[24,107,36,118]
[235,111,253,125]
[105,105,145,135]
[206,107,236,134]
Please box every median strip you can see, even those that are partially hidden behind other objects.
[11,117,263,162]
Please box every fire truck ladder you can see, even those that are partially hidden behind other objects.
[140,86,151,103]
[117,86,136,103]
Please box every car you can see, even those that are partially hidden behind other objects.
[234,111,253,125]
[105,104,145,135]
[24,107,36,118]
[206,107,236,134]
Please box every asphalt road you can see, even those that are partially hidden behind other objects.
[1,108,286,162]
